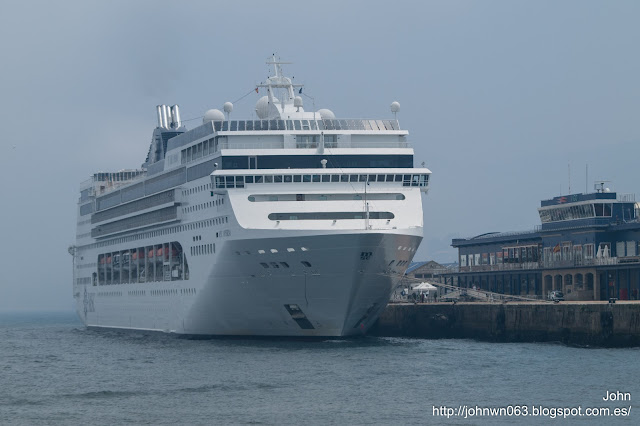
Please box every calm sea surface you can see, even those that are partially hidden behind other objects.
[1,311,638,425]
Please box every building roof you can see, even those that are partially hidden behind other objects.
[405,260,447,275]
[451,230,540,247]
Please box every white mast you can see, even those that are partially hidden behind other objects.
[257,55,303,119]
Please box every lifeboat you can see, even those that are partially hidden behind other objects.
[157,247,179,260]
[147,249,154,258]
[132,251,138,260]
[106,256,112,264]
[99,256,105,265]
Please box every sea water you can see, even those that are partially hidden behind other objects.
[1,312,638,425]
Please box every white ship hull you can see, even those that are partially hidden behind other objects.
[72,57,431,337]
[77,231,421,336]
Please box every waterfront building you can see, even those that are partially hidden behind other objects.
[445,185,640,301]
[405,260,448,283]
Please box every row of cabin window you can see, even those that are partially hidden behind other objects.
[90,217,228,252]
[118,289,196,296]
[214,174,429,189]
[183,183,213,195]
[92,171,146,183]
[183,201,225,213]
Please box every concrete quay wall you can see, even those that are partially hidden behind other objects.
[370,302,640,347]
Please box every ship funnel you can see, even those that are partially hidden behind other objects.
[156,105,164,128]
[156,104,182,129]
[171,105,181,129]
[161,105,169,129]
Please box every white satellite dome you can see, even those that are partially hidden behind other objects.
[390,101,400,113]
[223,102,233,114]
[294,96,303,109]
[255,96,280,119]
[203,109,225,124]
[317,108,335,120]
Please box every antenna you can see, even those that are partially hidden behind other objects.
[568,162,571,194]
[390,101,400,120]
[223,102,233,120]
[594,180,611,193]
[266,54,292,78]
[585,164,588,193]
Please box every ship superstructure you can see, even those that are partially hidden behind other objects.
[71,57,431,336]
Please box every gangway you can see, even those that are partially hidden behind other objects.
[387,273,553,304]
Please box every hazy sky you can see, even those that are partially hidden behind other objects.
[1,0,638,312]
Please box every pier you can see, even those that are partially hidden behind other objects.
[370,301,640,347]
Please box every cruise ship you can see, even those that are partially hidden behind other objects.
[70,57,431,336]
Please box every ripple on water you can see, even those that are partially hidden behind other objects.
[1,312,638,425]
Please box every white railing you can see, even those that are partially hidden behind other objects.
[80,172,148,196]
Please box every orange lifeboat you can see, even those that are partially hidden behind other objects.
[106,256,112,264]
[147,250,154,258]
